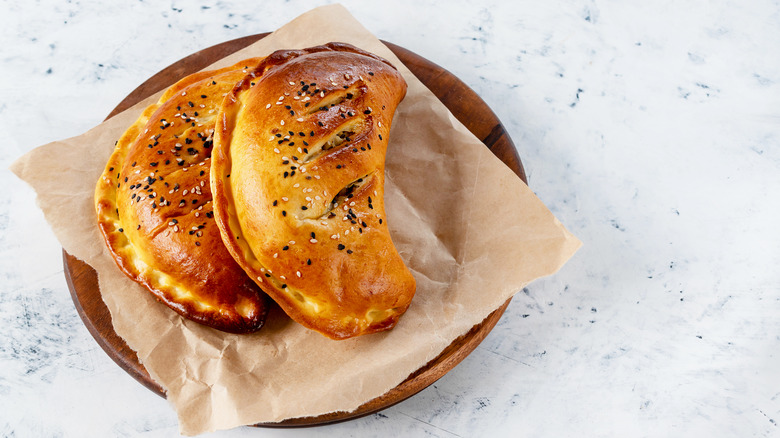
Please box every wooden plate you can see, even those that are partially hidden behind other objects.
[63,33,527,427]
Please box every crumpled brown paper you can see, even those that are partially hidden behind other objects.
[11,4,581,435]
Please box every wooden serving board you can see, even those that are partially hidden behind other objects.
[63,34,527,427]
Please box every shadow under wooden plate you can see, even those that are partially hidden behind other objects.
[63,33,527,427]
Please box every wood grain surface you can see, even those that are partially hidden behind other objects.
[63,33,527,427]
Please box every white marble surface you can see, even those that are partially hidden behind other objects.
[2,0,779,436]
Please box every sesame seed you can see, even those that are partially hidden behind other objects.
[309,239,317,243]
[266,104,271,109]
[296,271,301,277]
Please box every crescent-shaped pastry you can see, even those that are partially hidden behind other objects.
[211,43,416,339]
[95,58,270,333]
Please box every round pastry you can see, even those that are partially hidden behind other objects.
[211,43,416,340]
[95,58,270,333]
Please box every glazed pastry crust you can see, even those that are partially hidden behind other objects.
[211,43,416,339]
[95,58,269,333]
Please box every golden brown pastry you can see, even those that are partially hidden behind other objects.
[95,58,270,333]
[211,43,416,340]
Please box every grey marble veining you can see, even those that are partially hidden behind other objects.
[2,0,779,436]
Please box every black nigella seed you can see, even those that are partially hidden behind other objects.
[118,228,124,232]
[301,205,308,210]
[273,200,278,206]
[283,246,289,251]
[307,259,311,265]
[337,244,345,250]
[379,219,383,224]
[346,249,353,254]
[282,211,287,216]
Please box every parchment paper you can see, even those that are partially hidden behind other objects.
[11,4,581,435]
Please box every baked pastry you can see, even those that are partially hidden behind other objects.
[95,58,270,333]
[211,43,416,339]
